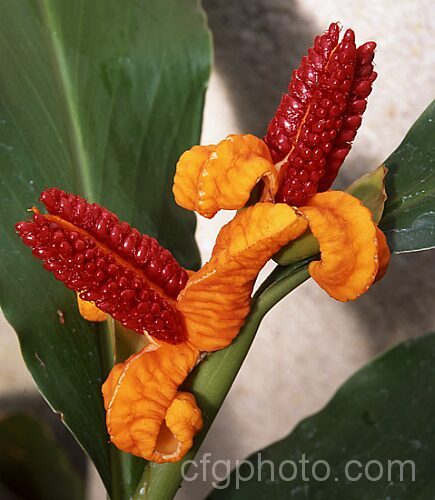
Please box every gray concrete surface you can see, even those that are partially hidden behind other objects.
[1,1,434,499]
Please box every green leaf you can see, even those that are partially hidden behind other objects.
[0,413,83,500]
[0,0,211,497]
[380,100,435,252]
[274,166,387,266]
[208,332,435,499]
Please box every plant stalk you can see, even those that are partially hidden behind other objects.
[133,262,311,500]
[97,318,133,500]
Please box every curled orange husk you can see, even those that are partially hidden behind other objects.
[177,203,308,351]
[375,226,391,282]
[300,191,389,301]
[76,293,107,322]
[173,134,278,218]
[102,341,202,463]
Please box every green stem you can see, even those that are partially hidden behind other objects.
[133,262,311,500]
[97,318,134,500]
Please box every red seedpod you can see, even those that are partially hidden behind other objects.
[39,188,188,297]
[264,22,377,206]
[317,40,377,192]
[15,188,189,344]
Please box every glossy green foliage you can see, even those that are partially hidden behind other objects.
[0,0,211,496]
[209,332,435,499]
[0,413,83,500]
[381,100,435,252]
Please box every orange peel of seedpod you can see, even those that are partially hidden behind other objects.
[173,134,278,218]
[76,293,107,322]
[102,341,201,463]
[176,202,308,351]
[300,191,389,301]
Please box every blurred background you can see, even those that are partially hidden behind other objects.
[1,0,434,498]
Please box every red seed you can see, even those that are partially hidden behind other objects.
[85,262,96,273]
[137,302,149,314]
[52,231,64,243]
[150,303,161,316]
[15,221,35,233]
[120,289,136,302]
[107,281,118,292]
[67,231,78,241]
[122,234,136,254]
[106,264,118,276]
[110,224,122,244]
[75,254,85,264]
[74,240,85,252]
[96,258,106,269]
[95,219,109,239]
[81,290,101,301]
[58,241,71,255]
[95,271,105,282]
[60,198,73,218]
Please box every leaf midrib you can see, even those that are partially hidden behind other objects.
[37,0,94,200]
